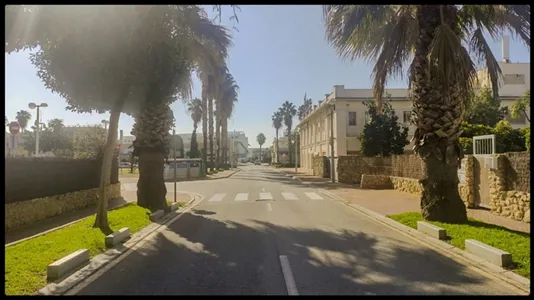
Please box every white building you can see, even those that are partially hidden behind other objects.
[297,38,530,171]
[271,136,291,163]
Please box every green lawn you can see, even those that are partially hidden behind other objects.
[166,200,185,207]
[388,212,530,279]
[5,204,152,295]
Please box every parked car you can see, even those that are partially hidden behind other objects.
[254,161,261,165]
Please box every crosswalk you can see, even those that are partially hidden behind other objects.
[206,191,325,202]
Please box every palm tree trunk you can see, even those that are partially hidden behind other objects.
[135,103,171,213]
[201,86,208,173]
[93,98,124,233]
[412,5,467,223]
[215,108,221,170]
[275,128,279,163]
[287,129,292,165]
[223,118,229,166]
[208,98,214,171]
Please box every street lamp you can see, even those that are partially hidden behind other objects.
[28,102,48,156]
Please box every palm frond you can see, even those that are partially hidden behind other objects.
[428,23,478,106]
[371,5,417,111]
[469,28,502,100]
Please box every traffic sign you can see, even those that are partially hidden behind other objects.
[9,121,20,135]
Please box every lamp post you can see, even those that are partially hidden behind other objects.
[28,102,48,156]
[173,127,177,203]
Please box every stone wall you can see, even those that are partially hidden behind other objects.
[312,156,328,178]
[488,154,530,223]
[391,155,424,179]
[5,183,122,232]
[337,156,392,184]
[360,175,393,189]
[391,177,423,196]
[502,152,530,193]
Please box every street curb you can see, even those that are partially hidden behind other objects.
[207,168,241,180]
[37,191,204,296]
[5,199,133,248]
[317,188,530,295]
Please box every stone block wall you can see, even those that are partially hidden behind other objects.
[337,156,392,184]
[312,156,328,178]
[502,152,530,192]
[391,177,423,196]
[360,175,393,189]
[391,155,424,179]
[5,183,122,232]
[488,154,530,223]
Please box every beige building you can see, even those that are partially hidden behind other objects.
[271,136,290,163]
[297,59,530,171]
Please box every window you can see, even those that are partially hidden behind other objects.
[506,112,526,125]
[503,74,526,85]
[403,111,412,124]
[348,112,357,126]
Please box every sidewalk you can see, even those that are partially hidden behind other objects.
[5,189,192,245]
[279,168,530,234]
[206,168,240,180]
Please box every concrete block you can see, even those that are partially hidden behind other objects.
[47,249,90,281]
[416,221,447,240]
[149,209,165,222]
[105,227,131,248]
[170,202,179,211]
[465,239,513,268]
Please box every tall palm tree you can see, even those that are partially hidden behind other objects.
[187,98,203,157]
[280,101,297,164]
[218,71,239,166]
[47,118,64,133]
[323,5,530,223]
[214,108,221,169]
[297,93,313,121]
[256,133,266,160]
[272,110,283,163]
[132,5,232,212]
[15,110,32,133]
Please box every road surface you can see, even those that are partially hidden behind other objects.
[70,165,522,295]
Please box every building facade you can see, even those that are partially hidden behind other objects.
[297,60,530,171]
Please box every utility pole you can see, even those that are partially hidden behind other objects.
[28,102,48,156]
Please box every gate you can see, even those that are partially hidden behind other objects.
[472,134,496,208]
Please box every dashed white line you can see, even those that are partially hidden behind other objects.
[279,255,299,295]
[208,193,226,202]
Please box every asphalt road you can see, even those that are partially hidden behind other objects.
[71,165,522,295]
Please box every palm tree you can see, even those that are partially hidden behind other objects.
[272,110,284,163]
[256,133,266,161]
[15,110,32,133]
[323,5,530,223]
[280,101,297,164]
[187,98,203,157]
[218,70,239,167]
[48,118,64,133]
[298,93,313,121]
[131,5,232,212]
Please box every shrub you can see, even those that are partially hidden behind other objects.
[459,137,473,155]
[521,127,530,152]
[494,120,526,153]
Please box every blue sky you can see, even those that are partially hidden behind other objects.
[5,5,531,148]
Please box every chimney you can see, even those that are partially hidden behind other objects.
[502,35,510,63]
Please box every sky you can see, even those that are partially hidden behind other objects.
[5,5,531,148]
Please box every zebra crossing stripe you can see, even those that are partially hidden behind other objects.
[282,192,298,200]
[208,193,226,202]
[259,192,273,200]
[235,193,248,201]
[305,192,323,200]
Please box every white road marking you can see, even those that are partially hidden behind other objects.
[279,255,299,296]
[262,187,266,192]
[259,192,273,200]
[267,203,272,212]
[305,192,323,200]
[208,193,226,202]
[235,193,248,201]
[282,192,298,200]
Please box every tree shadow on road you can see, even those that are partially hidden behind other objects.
[70,211,511,296]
